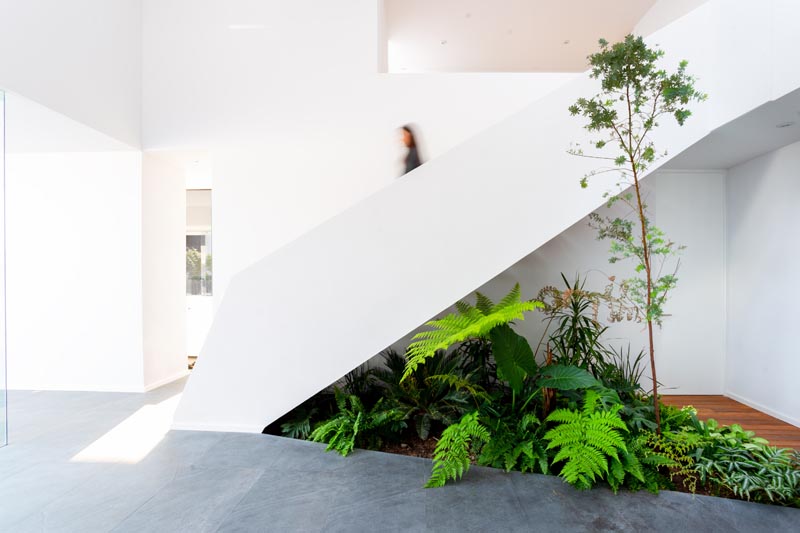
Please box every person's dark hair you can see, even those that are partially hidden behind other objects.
[401,124,417,148]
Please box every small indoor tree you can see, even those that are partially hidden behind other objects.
[568,35,705,432]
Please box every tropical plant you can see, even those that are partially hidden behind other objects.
[309,388,405,456]
[536,275,610,374]
[280,405,318,440]
[634,430,698,493]
[695,446,800,505]
[404,284,541,379]
[544,389,632,490]
[375,348,472,440]
[478,411,548,475]
[568,35,706,432]
[340,364,382,407]
[425,411,490,488]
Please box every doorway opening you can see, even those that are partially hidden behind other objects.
[186,189,212,369]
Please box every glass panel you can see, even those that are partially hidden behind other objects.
[0,90,7,447]
[186,233,212,296]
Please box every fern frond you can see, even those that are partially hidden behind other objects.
[404,284,542,380]
[426,412,490,488]
[474,292,495,314]
[544,389,628,490]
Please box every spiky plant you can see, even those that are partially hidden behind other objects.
[374,348,473,440]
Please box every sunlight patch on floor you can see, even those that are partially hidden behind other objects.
[71,393,181,464]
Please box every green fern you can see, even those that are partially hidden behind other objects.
[544,389,628,490]
[479,413,549,475]
[426,412,490,488]
[404,284,541,380]
[309,389,405,456]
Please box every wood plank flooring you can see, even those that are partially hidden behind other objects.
[661,395,800,450]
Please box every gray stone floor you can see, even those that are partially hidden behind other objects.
[0,381,798,532]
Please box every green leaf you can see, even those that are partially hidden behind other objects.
[536,365,599,390]
[489,324,536,395]
[404,284,541,380]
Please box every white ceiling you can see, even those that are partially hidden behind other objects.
[666,87,800,170]
[385,0,658,73]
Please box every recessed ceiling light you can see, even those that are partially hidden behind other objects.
[776,121,795,128]
[228,24,265,30]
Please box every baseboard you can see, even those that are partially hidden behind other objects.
[144,370,190,392]
[170,421,260,434]
[724,390,800,429]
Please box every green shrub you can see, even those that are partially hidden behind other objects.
[696,446,800,505]
[479,412,548,475]
[544,389,634,490]
[309,389,405,456]
[375,348,472,440]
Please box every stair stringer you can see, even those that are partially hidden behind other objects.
[173,0,800,432]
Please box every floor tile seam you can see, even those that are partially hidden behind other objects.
[108,468,179,532]
[210,469,276,533]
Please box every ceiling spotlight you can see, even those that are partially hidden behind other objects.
[776,121,795,128]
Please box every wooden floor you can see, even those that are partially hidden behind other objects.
[661,395,800,450]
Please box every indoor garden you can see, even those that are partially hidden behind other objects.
[264,36,800,508]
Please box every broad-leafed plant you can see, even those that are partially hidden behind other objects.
[568,35,706,432]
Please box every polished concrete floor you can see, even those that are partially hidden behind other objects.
[1,381,798,532]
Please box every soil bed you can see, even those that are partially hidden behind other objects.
[381,434,438,459]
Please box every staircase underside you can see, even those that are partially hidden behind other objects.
[173,0,800,433]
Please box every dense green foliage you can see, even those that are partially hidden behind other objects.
[374,348,472,440]
[309,389,404,456]
[265,36,793,508]
[544,390,630,490]
[404,284,540,379]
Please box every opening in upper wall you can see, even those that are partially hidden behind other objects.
[381,0,659,73]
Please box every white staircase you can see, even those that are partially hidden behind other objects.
[174,0,800,432]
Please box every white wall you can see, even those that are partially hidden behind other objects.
[726,141,800,426]
[5,152,146,391]
[0,0,142,147]
[389,171,726,395]
[141,153,187,390]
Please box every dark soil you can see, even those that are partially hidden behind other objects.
[381,434,439,459]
